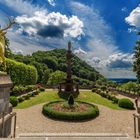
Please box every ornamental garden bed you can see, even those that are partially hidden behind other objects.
[42,101,99,121]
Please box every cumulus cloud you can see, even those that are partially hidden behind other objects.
[125,5,140,28]
[48,0,55,6]
[15,11,84,38]
[0,0,45,16]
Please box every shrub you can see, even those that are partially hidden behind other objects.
[23,94,30,100]
[39,87,45,92]
[68,94,74,106]
[101,86,107,91]
[6,58,38,85]
[33,90,39,95]
[10,96,18,107]
[18,97,24,102]
[118,98,134,109]
[112,97,119,104]
[92,88,97,92]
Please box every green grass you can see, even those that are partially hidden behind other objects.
[77,91,123,110]
[16,91,124,110]
[15,91,62,109]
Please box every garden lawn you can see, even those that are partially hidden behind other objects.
[16,90,123,110]
[15,91,62,109]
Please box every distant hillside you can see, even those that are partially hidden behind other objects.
[7,49,105,87]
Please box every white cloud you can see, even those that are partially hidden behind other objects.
[125,5,140,28]
[121,7,127,12]
[15,11,84,38]
[0,0,46,16]
[48,0,56,6]
[70,1,118,59]
[74,47,87,55]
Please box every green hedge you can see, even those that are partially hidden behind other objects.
[42,101,99,121]
[12,85,37,96]
[10,96,18,107]
[118,98,134,109]
[6,58,38,85]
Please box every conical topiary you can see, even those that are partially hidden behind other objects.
[68,94,74,106]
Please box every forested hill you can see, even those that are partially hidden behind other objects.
[7,49,105,86]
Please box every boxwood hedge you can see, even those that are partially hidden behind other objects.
[42,101,99,121]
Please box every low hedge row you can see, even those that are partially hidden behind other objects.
[42,101,99,121]
[12,85,37,96]
[10,90,42,107]
[92,88,135,109]
[92,88,119,104]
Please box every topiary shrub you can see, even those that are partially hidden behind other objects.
[39,87,45,92]
[92,88,97,92]
[68,94,74,106]
[10,96,18,107]
[112,97,119,104]
[18,96,24,102]
[118,98,134,109]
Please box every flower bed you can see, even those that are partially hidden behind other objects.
[42,101,99,121]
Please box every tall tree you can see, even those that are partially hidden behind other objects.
[133,32,140,83]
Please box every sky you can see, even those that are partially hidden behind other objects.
[0,0,140,78]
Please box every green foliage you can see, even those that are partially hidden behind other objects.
[133,37,140,83]
[6,58,38,85]
[12,85,37,96]
[42,101,99,121]
[68,94,74,105]
[120,82,138,92]
[10,96,18,107]
[18,97,25,102]
[47,70,66,85]
[6,49,104,86]
[118,98,134,109]
[39,87,45,92]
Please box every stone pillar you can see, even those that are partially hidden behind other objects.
[0,72,13,137]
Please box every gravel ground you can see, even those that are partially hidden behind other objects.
[14,103,135,137]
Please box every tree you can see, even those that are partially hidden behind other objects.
[47,70,66,86]
[133,32,140,83]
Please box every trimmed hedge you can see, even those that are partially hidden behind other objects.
[118,98,134,109]
[42,101,99,121]
[10,96,18,107]
[12,85,37,96]
[6,58,38,85]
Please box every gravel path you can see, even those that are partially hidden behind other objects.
[14,103,135,137]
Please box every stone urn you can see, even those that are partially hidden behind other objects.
[0,72,13,137]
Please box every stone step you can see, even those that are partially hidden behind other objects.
[0,133,136,140]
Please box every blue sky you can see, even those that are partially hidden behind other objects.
[0,0,140,78]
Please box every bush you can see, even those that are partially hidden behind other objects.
[6,58,38,85]
[112,97,119,104]
[101,86,107,91]
[68,94,74,106]
[42,101,99,121]
[12,85,37,96]
[118,98,134,109]
[10,96,18,107]
[23,94,30,100]
[39,87,45,92]
[18,97,24,102]
[92,88,97,92]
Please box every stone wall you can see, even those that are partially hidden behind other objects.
[0,72,13,137]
